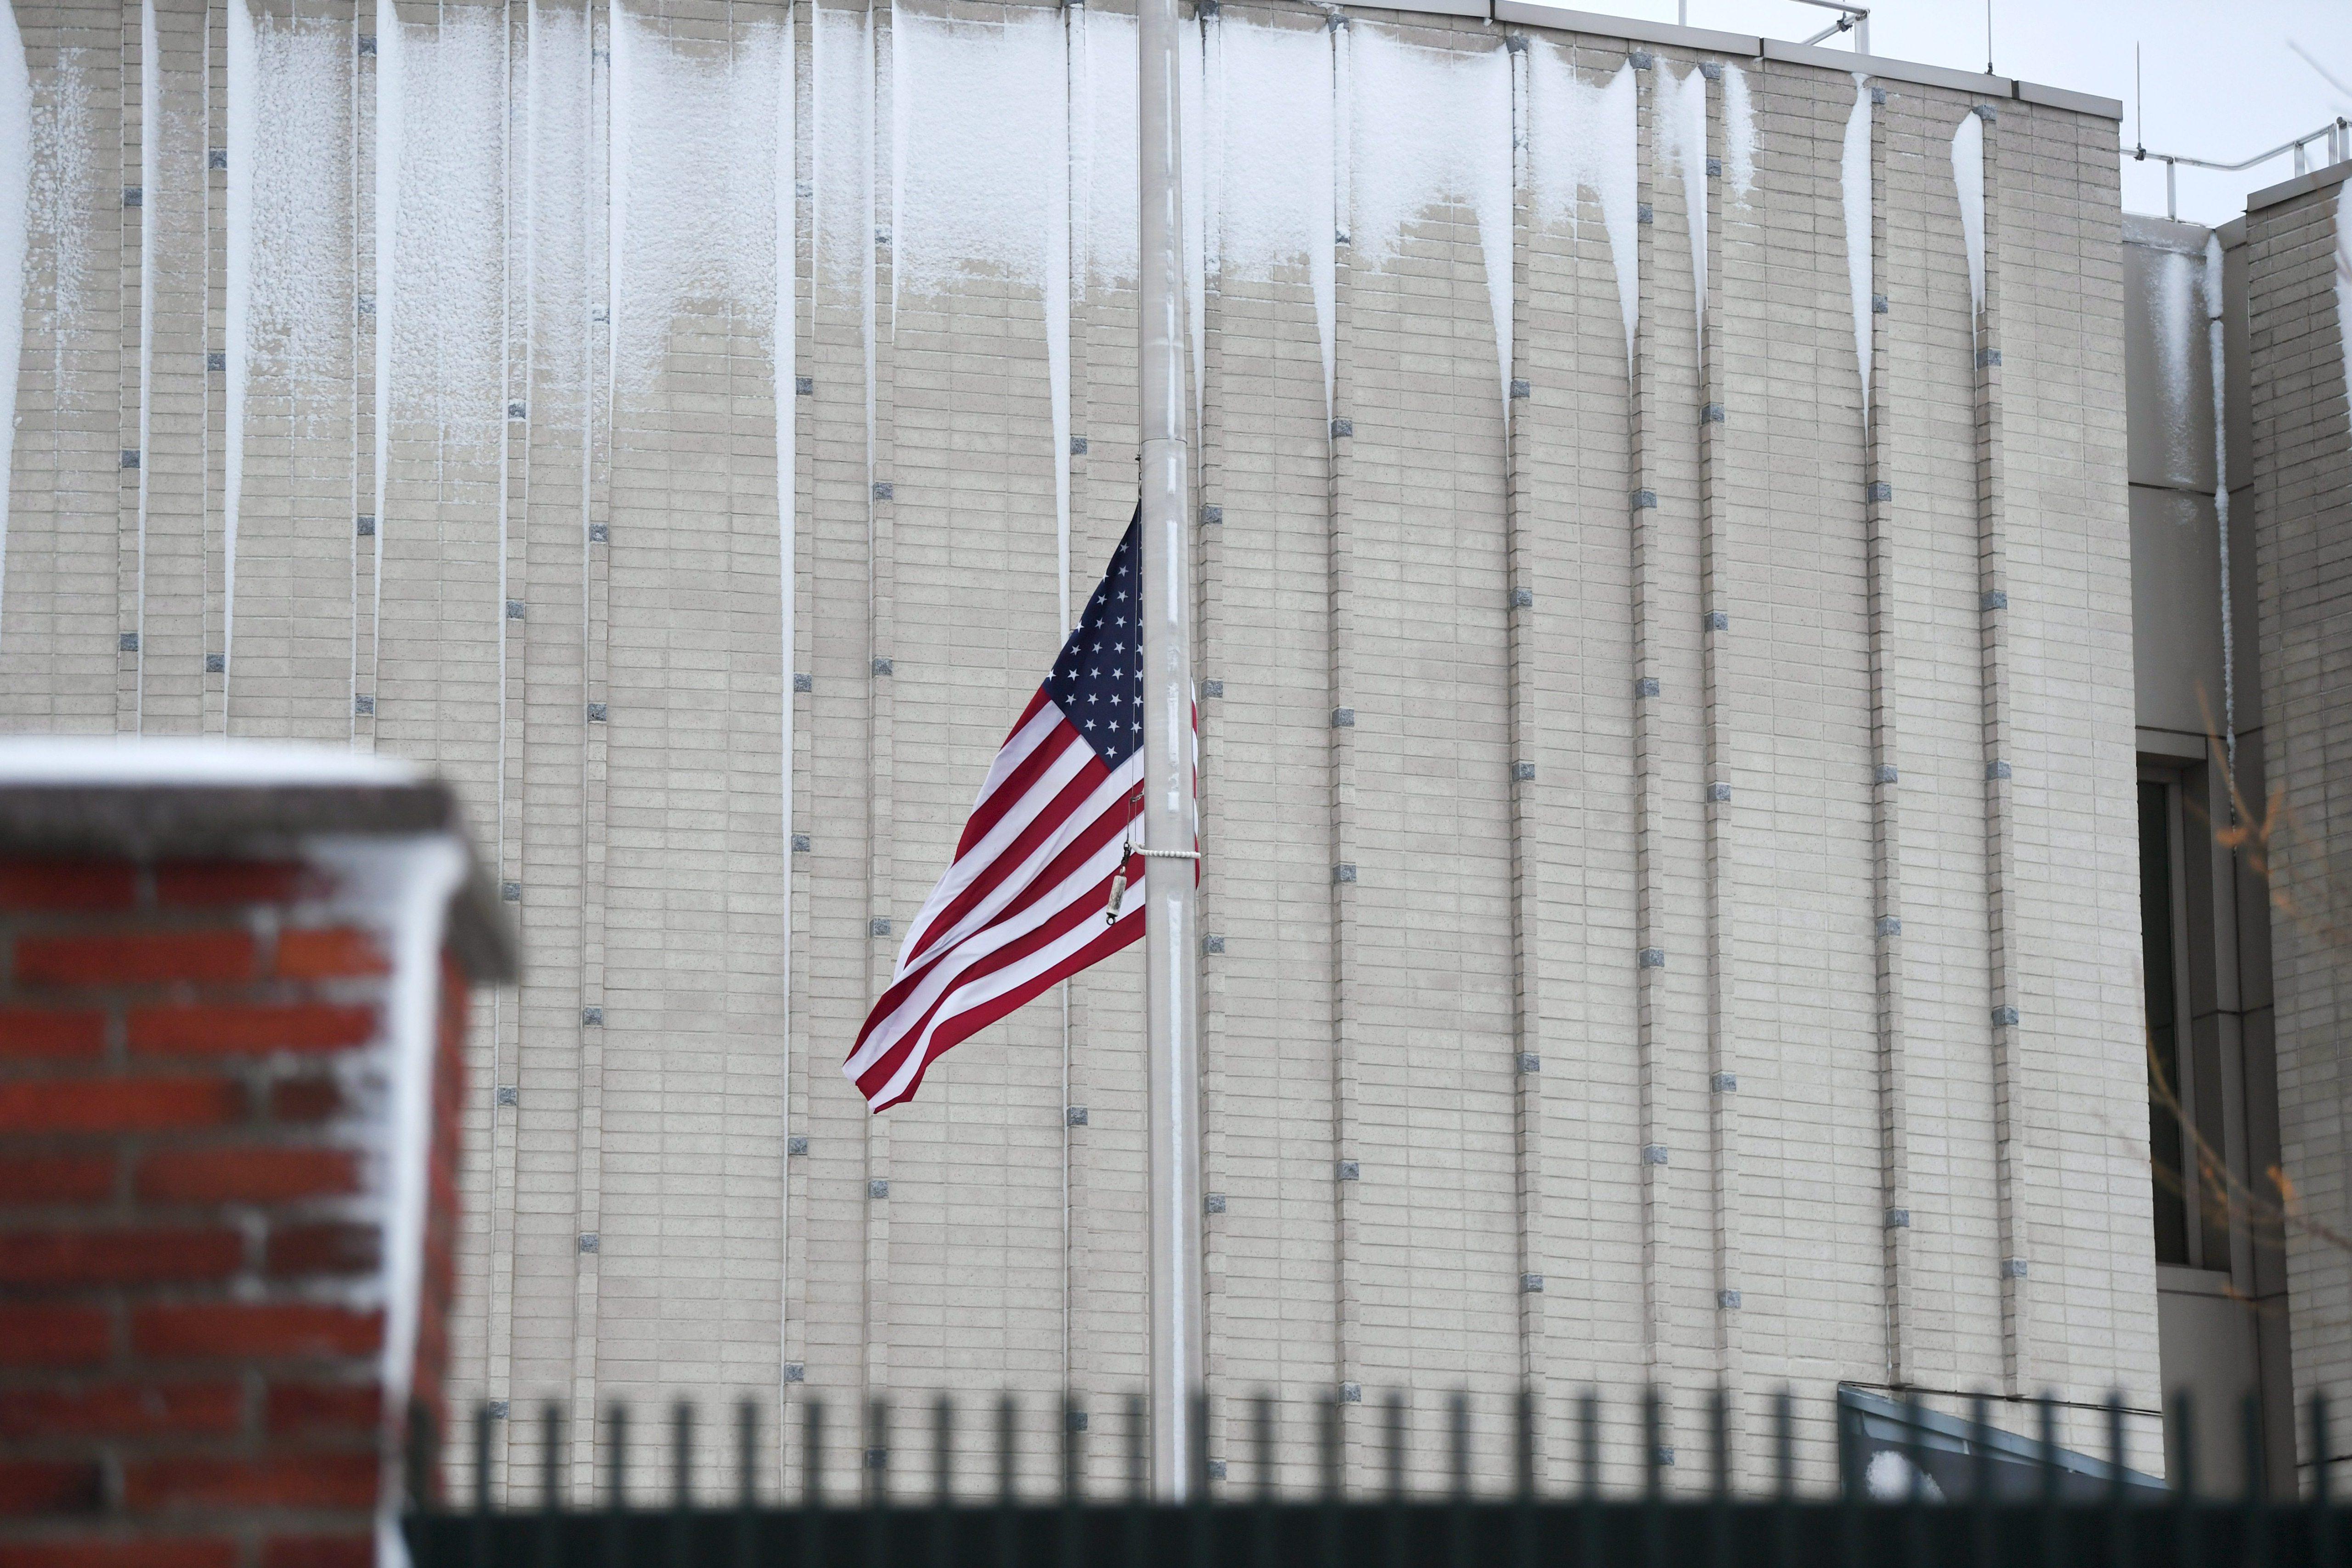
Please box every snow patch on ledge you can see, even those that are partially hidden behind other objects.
[0,735,423,787]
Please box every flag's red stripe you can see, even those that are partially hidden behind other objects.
[955,688,1069,857]
[849,794,1134,1070]
[899,742,1123,974]
[867,914,1144,1112]
[854,852,1140,1102]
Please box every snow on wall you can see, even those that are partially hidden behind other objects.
[1349,23,1512,411]
[893,11,1062,299]
[1658,60,1708,336]
[1723,62,1756,204]
[0,4,29,654]
[385,10,502,465]
[248,16,351,405]
[1214,16,1335,408]
[525,1,593,442]
[2148,243,2200,490]
[1951,110,1984,325]
[1528,45,1637,363]
[1841,75,1871,424]
[608,10,787,399]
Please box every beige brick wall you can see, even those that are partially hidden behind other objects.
[0,0,2153,1498]
[2247,171,2352,1452]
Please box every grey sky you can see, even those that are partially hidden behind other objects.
[1633,1,2352,225]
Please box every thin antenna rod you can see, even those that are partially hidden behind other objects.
[1986,0,1993,76]
[2136,44,2143,152]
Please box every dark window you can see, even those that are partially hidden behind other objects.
[2142,780,2190,1266]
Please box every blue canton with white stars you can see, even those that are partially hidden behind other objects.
[1046,509,1146,770]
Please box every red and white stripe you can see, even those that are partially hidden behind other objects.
[844,687,1155,1113]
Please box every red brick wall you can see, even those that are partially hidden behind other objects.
[0,855,467,1568]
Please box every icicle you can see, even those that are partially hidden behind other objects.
[0,4,33,654]
[1723,62,1756,204]
[1841,74,1871,428]
[2151,248,2198,486]
[1658,61,1708,341]
[2208,233,2236,797]
[1951,111,1984,332]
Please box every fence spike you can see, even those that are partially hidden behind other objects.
[1643,1387,1663,1500]
[1516,1386,1536,1502]
[473,1402,494,1514]
[2313,1390,2332,1503]
[1254,1392,1276,1501]
[1710,1385,1729,1500]
[542,1403,564,1511]
[1774,1388,1793,1501]
[1902,1389,1924,1503]
[1190,1390,1211,1501]
[803,1398,825,1510]
[1450,1391,1470,1501]
[2108,1392,2126,1506]
[608,1403,628,1510]
[1063,1390,1082,1502]
[2242,1392,2265,1503]
[737,1399,757,1509]
[2315,1391,2338,1564]
[1320,1392,1342,1501]
[998,1393,1018,1505]
[1969,1393,1992,1504]
[673,1399,693,1510]
[2038,1395,2059,1505]
[935,1394,956,1507]
[868,1396,890,1505]
[1582,1390,1602,1500]
[2172,1389,2196,1501]
[1384,1392,1407,1501]
[1127,1392,1148,1504]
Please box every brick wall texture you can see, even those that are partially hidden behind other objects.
[0,0,2153,1500]
[0,854,469,1567]
[2247,176,2352,1432]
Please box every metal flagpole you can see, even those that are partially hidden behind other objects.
[1136,0,1204,1503]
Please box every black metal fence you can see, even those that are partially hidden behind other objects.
[406,1384,2348,1568]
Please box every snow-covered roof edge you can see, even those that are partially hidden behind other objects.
[0,736,513,981]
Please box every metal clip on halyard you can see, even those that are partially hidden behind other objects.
[1103,844,1203,925]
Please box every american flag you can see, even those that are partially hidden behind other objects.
[845,509,1183,1113]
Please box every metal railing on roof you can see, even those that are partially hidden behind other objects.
[2135,119,2352,221]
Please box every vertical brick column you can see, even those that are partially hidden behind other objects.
[1320,10,1364,1491]
[1498,25,1549,1437]
[1968,102,2032,1398]
[1191,0,1233,1483]
[1692,52,1743,1466]
[1625,45,1677,1449]
[1855,77,1916,1388]
[0,835,484,1567]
